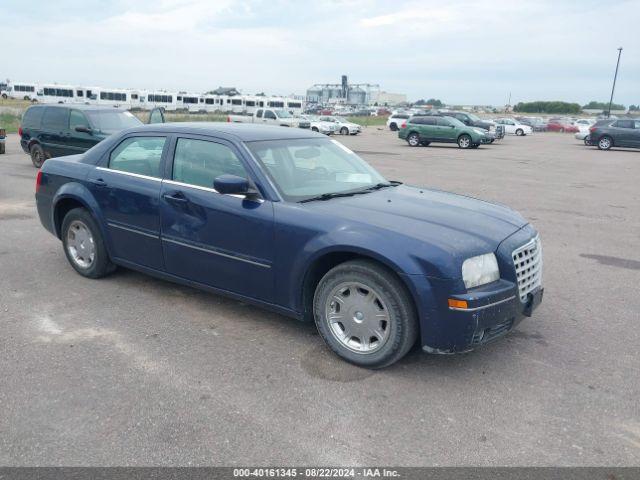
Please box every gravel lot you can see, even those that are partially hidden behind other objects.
[0,129,638,466]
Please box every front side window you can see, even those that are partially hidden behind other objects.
[173,138,248,189]
[109,137,166,178]
[85,110,142,134]
[69,110,89,130]
[247,138,386,202]
[615,120,633,129]
[264,111,277,120]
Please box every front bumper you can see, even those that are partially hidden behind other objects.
[410,224,543,353]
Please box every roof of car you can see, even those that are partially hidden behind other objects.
[125,122,324,142]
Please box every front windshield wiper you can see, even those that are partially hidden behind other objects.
[298,181,402,203]
[360,180,403,191]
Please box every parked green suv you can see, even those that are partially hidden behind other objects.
[398,115,488,149]
[19,104,165,168]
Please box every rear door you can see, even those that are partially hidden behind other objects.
[159,135,275,302]
[86,134,169,270]
[420,117,438,140]
[612,120,635,146]
[39,107,70,157]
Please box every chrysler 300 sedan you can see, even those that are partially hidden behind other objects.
[35,123,543,368]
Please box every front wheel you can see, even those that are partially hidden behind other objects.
[457,134,472,149]
[313,260,418,368]
[311,127,319,132]
[340,127,349,135]
[515,128,524,136]
[597,136,612,150]
[407,132,420,147]
[30,144,45,168]
[61,208,114,279]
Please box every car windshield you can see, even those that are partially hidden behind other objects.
[86,110,142,134]
[467,113,481,121]
[246,138,387,202]
[274,109,292,118]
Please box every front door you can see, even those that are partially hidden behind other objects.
[86,134,168,270]
[160,136,275,302]
[68,109,100,153]
[437,117,457,141]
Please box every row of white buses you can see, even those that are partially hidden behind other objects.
[0,82,305,115]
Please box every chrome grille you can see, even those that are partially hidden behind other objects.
[512,236,543,302]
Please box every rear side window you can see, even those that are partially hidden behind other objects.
[409,117,424,125]
[42,108,70,130]
[614,120,634,129]
[22,107,44,128]
[109,137,166,178]
[436,117,451,126]
[172,138,248,189]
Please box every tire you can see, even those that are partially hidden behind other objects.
[313,259,418,368]
[340,127,349,135]
[584,135,591,146]
[389,123,398,131]
[30,143,45,168]
[23,95,30,101]
[61,208,114,279]
[515,128,524,136]
[597,136,613,150]
[457,134,472,149]
[420,141,430,146]
[407,132,420,147]
[471,144,479,149]
[311,127,319,132]
[1,93,7,99]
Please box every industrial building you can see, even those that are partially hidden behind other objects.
[308,75,407,107]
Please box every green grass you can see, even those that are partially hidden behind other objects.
[132,111,227,124]
[0,112,21,134]
[346,116,388,127]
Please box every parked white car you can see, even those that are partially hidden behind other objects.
[387,113,411,131]
[319,116,362,135]
[495,118,533,136]
[573,120,595,145]
[300,115,338,135]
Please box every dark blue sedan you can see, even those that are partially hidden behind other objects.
[35,123,543,368]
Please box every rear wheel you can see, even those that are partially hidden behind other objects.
[407,132,420,147]
[420,141,431,146]
[311,127,319,132]
[313,260,418,368]
[389,123,398,131]
[597,136,613,150]
[340,127,349,135]
[584,135,591,146]
[30,144,45,168]
[457,134,472,149]
[61,208,114,279]
[1,93,7,99]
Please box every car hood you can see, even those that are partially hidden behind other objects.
[304,185,528,274]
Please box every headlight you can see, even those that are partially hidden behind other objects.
[462,253,499,289]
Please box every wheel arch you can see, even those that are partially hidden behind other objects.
[51,183,109,248]
[298,248,420,325]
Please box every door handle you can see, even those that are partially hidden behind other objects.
[163,192,188,205]
[91,178,108,188]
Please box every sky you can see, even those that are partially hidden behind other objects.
[1,0,638,106]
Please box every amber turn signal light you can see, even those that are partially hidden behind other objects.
[448,299,468,309]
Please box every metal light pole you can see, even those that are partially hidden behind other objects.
[607,47,623,118]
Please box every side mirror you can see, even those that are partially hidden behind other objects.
[213,174,259,200]
[75,125,92,134]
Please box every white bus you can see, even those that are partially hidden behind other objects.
[146,91,178,111]
[2,82,38,100]
[177,93,203,112]
[200,94,225,112]
[37,84,80,104]
[93,87,131,108]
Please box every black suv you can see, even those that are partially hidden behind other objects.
[589,118,640,151]
[19,104,165,167]
[446,111,495,131]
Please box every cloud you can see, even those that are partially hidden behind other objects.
[0,0,638,105]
